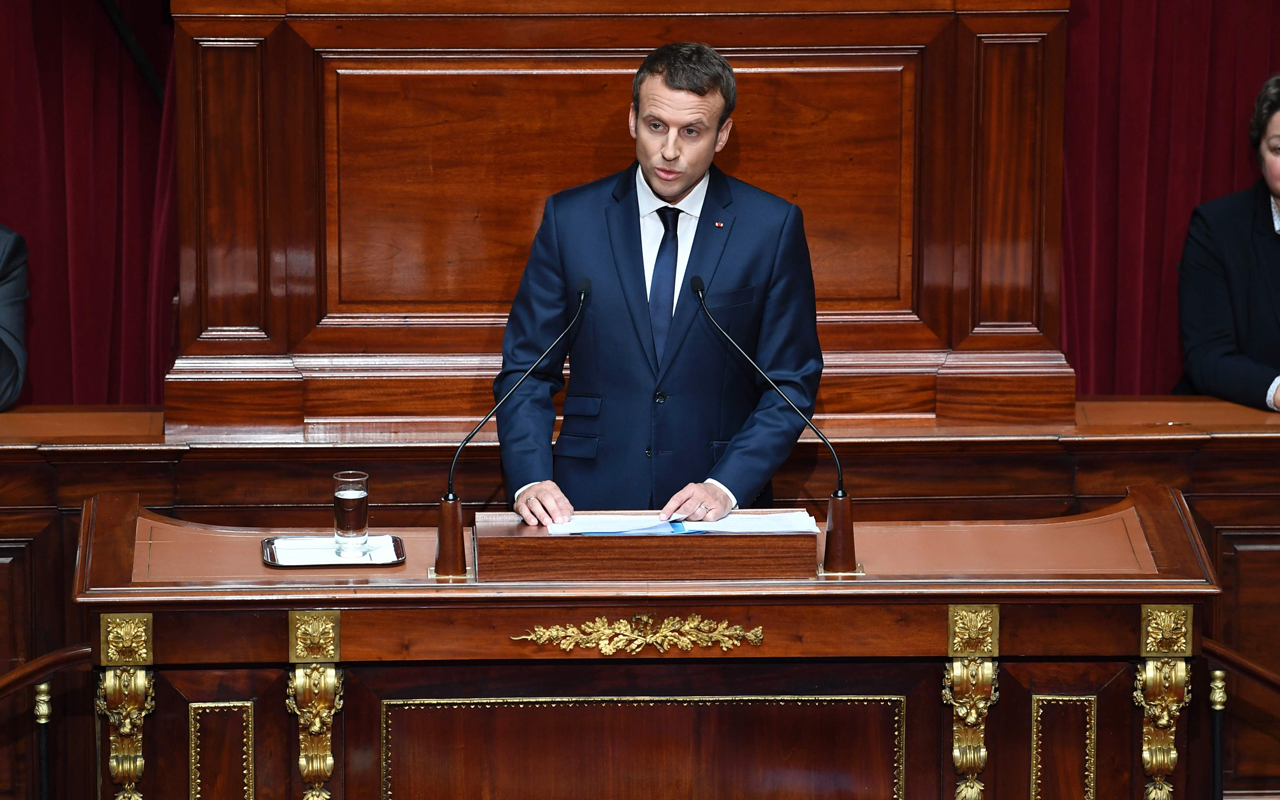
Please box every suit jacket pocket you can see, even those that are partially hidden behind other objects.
[553,433,599,459]
[562,394,602,417]
[705,285,755,309]
[711,440,731,463]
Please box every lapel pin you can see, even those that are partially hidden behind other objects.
[715,221,723,228]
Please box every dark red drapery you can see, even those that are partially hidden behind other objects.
[0,0,176,405]
[1062,0,1280,395]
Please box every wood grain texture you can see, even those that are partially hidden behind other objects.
[166,3,1073,432]
[473,521,818,581]
[36,399,1280,795]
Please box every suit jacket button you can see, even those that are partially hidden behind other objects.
[645,447,652,458]
[654,392,667,404]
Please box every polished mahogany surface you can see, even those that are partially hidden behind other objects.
[68,485,1215,798]
[4,397,1278,794]
[472,510,820,581]
[162,0,1075,436]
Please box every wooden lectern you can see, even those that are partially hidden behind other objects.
[77,486,1216,798]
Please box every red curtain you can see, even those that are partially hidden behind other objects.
[0,0,176,405]
[1062,0,1280,395]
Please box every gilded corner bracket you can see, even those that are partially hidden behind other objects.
[95,667,155,800]
[286,664,343,800]
[101,613,153,666]
[289,610,341,664]
[1135,604,1193,800]
[944,605,999,800]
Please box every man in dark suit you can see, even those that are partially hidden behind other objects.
[0,224,28,411]
[495,42,822,527]
[1178,74,1280,410]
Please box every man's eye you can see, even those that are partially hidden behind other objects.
[649,122,663,131]
[684,128,698,136]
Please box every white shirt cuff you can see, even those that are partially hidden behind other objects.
[1268,376,1280,411]
[704,478,739,511]
[513,482,541,504]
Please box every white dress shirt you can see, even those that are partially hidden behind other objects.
[516,168,738,513]
[636,166,708,312]
[1268,196,1280,411]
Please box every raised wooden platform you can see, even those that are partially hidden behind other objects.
[4,396,1280,794]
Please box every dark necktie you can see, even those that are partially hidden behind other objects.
[650,206,680,362]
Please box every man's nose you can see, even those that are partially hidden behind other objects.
[661,131,679,161]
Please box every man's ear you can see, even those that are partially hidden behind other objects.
[629,103,638,141]
[714,117,734,153]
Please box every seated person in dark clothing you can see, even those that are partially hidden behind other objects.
[0,224,28,411]
[1178,74,1280,410]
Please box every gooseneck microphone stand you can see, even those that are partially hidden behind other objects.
[690,275,860,576]
[436,279,592,578]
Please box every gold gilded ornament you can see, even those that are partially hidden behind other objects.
[1134,658,1189,800]
[511,613,763,655]
[1210,670,1226,711]
[95,667,155,800]
[289,611,340,663]
[1140,605,1192,658]
[102,613,153,666]
[943,657,998,800]
[949,605,999,658]
[34,682,51,725]
[286,664,343,800]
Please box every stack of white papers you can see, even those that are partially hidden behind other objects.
[547,511,818,535]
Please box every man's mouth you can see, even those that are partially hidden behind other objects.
[654,167,681,181]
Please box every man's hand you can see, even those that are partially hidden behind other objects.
[660,482,732,522]
[514,480,574,526]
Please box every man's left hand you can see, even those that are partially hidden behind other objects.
[660,482,732,522]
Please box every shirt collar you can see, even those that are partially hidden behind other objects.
[1271,194,1279,234]
[635,166,709,220]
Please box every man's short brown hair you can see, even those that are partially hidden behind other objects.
[632,42,736,129]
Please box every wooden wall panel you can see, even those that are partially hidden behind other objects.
[0,513,63,800]
[952,13,1065,352]
[974,37,1043,330]
[1217,529,1280,784]
[167,5,1075,433]
[198,42,269,336]
[319,53,922,324]
[177,19,290,362]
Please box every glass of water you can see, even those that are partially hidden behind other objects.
[333,471,369,556]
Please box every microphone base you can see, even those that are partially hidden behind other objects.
[821,492,861,578]
[435,496,468,579]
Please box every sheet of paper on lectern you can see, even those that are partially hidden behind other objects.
[547,510,818,536]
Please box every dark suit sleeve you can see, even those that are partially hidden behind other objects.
[707,204,823,504]
[0,232,28,412]
[1179,209,1280,410]
[494,196,572,498]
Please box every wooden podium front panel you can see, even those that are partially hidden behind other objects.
[384,696,903,798]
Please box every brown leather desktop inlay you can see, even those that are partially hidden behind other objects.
[851,506,1155,575]
[132,505,1156,583]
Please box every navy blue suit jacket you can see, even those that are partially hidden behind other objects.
[494,163,823,511]
[1176,178,1280,408]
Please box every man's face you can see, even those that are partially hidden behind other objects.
[629,75,733,205]
[1263,112,1280,198]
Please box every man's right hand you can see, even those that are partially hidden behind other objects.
[514,480,574,526]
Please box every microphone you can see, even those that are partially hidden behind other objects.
[689,275,860,577]
[435,277,591,578]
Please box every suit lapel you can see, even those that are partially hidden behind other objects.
[1247,179,1280,337]
[606,166,659,377]
[657,166,735,381]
